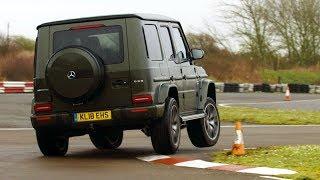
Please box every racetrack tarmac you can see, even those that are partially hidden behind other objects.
[218,93,320,110]
[1,125,320,180]
[2,93,320,128]
[0,93,320,179]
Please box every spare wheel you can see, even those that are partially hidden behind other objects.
[46,47,104,102]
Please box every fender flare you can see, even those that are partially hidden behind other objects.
[155,83,178,104]
[197,79,216,109]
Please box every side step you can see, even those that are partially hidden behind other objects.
[181,113,205,122]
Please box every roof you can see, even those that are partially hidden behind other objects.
[37,13,179,29]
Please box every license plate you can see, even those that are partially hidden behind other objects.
[74,110,112,122]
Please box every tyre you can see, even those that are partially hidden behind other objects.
[89,128,123,150]
[151,97,181,155]
[36,130,69,156]
[187,97,220,147]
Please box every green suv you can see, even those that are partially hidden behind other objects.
[31,14,220,156]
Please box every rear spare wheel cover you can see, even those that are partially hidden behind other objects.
[46,47,104,102]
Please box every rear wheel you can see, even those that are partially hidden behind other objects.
[187,97,220,147]
[151,98,181,155]
[36,130,69,156]
[89,128,123,150]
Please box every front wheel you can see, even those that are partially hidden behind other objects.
[36,130,69,156]
[151,97,181,155]
[187,97,220,147]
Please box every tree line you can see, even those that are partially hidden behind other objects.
[0,33,35,55]
[187,0,320,70]
[226,0,320,69]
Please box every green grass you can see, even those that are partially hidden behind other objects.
[261,69,320,84]
[213,145,320,179]
[219,106,320,125]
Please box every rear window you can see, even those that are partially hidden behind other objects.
[53,25,124,65]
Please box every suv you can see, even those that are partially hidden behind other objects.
[31,14,220,156]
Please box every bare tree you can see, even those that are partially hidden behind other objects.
[0,33,10,55]
[225,0,276,68]
[266,0,320,66]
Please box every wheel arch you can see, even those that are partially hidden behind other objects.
[197,79,216,109]
[156,83,179,106]
[207,83,216,103]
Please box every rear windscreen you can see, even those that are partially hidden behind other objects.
[53,25,124,65]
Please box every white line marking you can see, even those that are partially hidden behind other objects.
[221,125,320,128]
[238,167,297,175]
[174,160,227,169]
[260,176,290,180]
[0,128,33,131]
[218,104,231,108]
[219,98,320,106]
[137,155,170,162]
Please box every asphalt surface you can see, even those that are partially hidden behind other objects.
[3,93,320,128]
[0,93,320,179]
[2,126,320,180]
[218,92,320,110]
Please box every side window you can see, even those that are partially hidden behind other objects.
[159,26,174,60]
[172,27,187,59]
[143,25,162,60]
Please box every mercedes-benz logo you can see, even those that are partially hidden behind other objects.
[67,71,76,80]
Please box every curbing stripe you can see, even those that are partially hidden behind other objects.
[136,155,170,162]
[260,176,290,180]
[175,160,227,169]
[237,167,297,175]
[137,155,297,176]
[208,164,248,171]
[0,128,33,131]
[154,157,192,165]
[0,81,33,94]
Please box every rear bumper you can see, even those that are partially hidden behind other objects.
[31,104,165,130]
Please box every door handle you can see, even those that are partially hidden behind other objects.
[112,80,127,86]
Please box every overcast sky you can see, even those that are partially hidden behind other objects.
[0,0,233,39]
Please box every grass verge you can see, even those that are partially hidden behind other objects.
[213,145,320,179]
[219,106,320,125]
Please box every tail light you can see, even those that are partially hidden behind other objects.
[132,94,153,105]
[34,102,52,113]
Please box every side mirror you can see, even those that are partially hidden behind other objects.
[191,49,204,60]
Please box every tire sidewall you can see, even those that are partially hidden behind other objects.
[164,98,181,151]
[201,98,220,146]
[36,131,69,156]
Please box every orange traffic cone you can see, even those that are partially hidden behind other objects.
[232,122,245,156]
[284,87,291,101]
